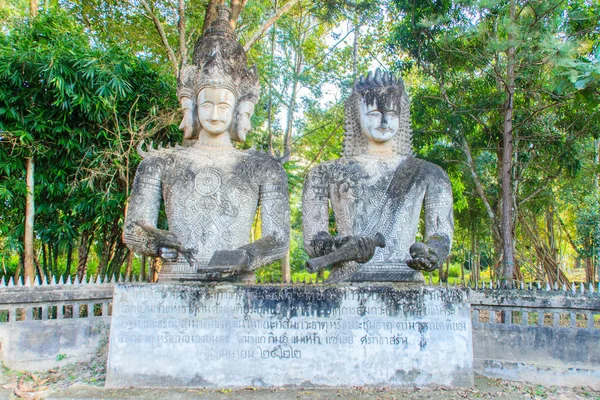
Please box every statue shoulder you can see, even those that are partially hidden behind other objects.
[243,149,287,183]
[136,144,180,177]
[409,157,451,184]
[306,157,353,181]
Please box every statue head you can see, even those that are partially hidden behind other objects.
[343,69,412,157]
[231,99,255,142]
[197,87,236,136]
[178,6,260,142]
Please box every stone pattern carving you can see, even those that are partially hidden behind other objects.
[177,6,260,143]
[303,70,453,283]
[123,7,289,282]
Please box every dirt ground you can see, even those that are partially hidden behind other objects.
[1,366,599,400]
[0,342,598,400]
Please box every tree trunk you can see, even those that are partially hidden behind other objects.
[24,157,35,284]
[500,0,516,284]
[41,243,50,278]
[42,243,48,276]
[65,242,73,278]
[470,228,479,284]
[140,255,147,282]
[546,207,558,261]
[15,251,23,282]
[585,257,594,284]
[151,257,161,282]
[352,21,360,79]
[34,251,44,283]
[30,0,38,17]
[230,0,247,30]
[77,231,92,281]
[267,4,277,155]
[108,244,127,278]
[203,0,226,34]
[98,222,120,277]
[125,251,134,280]
[52,243,59,275]
[281,250,291,283]
[96,236,112,278]
[281,45,302,163]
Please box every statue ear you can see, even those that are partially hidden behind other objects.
[228,104,242,143]
[229,123,241,142]
[189,103,201,141]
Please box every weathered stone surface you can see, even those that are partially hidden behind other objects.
[302,69,453,283]
[0,319,109,371]
[0,285,113,371]
[122,6,289,282]
[106,284,473,388]
[471,290,600,390]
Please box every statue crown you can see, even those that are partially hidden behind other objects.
[343,69,413,157]
[353,68,405,94]
[184,5,259,101]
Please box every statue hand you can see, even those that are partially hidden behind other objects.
[206,249,250,273]
[356,236,377,263]
[407,242,439,272]
[152,230,182,261]
[179,108,194,139]
[159,247,179,261]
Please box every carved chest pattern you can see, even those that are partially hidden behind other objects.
[161,149,259,265]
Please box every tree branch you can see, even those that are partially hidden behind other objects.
[203,0,225,35]
[460,134,501,240]
[243,0,300,51]
[178,0,187,70]
[230,0,249,29]
[139,0,179,76]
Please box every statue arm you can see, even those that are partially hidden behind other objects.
[302,167,337,258]
[421,170,454,267]
[123,157,168,256]
[238,167,290,270]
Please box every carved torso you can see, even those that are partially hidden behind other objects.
[124,146,289,281]
[303,155,453,282]
[166,148,258,259]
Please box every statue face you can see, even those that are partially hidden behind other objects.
[359,95,400,143]
[197,88,236,136]
[236,100,255,142]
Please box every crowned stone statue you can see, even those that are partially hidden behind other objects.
[302,69,454,283]
[123,7,290,282]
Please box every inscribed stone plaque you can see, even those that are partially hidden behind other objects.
[106,284,473,388]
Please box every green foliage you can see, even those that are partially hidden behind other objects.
[387,0,600,279]
[0,0,598,283]
[575,194,600,260]
[0,11,178,277]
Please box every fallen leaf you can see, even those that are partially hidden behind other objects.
[2,384,15,390]
[17,385,36,393]
[13,388,24,398]
[36,378,49,386]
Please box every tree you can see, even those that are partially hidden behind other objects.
[0,11,178,280]
[388,0,600,283]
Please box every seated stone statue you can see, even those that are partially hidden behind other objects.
[123,7,290,282]
[302,69,453,283]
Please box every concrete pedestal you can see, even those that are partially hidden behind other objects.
[106,284,473,388]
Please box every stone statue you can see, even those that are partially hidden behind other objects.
[302,69,453,283]
[123,7,290,282]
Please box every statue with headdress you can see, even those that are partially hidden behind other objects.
[123,7,290,282]
[302,69,454,283]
